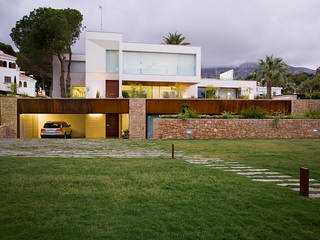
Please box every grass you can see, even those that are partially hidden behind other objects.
[159,139,320,180]
[1,139,320,239]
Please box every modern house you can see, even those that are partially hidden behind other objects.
[53,31,201,99]
[53,31,280,100]
[0,51,37,97]
[15,31,287,140]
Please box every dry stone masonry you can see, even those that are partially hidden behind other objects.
[129,98,146,139]
[0,97,17,138]
[153,119,320,139]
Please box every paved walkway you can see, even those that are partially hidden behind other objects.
[0,139,175,158]
[185,156,320,199]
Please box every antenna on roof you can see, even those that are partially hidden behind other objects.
[99,6,103,31]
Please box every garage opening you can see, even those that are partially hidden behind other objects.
[20,113,129,139]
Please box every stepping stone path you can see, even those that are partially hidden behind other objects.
[185,157,320,199]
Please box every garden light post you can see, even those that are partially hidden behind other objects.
[172,144,174,159]
[300,167,309,197]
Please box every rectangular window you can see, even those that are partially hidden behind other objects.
[123,51,196,76]
[198,87,206,99]
[106,50,119,73]
[64,61,85,73]
[71,86,86,98]
[4,76,11,83]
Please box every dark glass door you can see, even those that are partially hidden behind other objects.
[106,80,119,98]
[106,114,119,138]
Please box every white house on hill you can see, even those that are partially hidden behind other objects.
[0,51,37,97]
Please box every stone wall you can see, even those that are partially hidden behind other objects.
[291,100,320,115]
[0,126,8,138]
[153,118,320,139]
[0,97,17,138]
[129,98,146,139]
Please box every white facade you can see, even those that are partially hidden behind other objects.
[219,69,234,80]
[85,31,201,98]
[257,86,282,97]
[18,73,37,97]
[52,31,281,100]
[0,51,19,93]
[199,78,257,99]
[0,51,37,97]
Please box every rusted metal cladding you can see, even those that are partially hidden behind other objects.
[18,99,129,114]
[146,99,291,114]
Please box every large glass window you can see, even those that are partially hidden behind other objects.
[123,51,195,76]
[71,86,86,98]
[122,84,186,99]
[106,50,119,73]
[64,61,85,73]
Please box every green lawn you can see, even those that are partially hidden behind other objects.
[1,139,320,239]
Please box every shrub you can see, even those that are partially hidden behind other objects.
[303,110,320,119]
[121,129,129,139]
[241,107,267,119]
[239,95,249,99]
[255,94,269,99]
[122,91,129,98]
[311,92,320,99]
[9,83,17,96]
[221,111,234,119]
[179,103,199,119]
[96,90,100,98]
[205,87,219,99]
[273,114,281,128]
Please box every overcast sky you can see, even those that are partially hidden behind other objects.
[0,0,319,69]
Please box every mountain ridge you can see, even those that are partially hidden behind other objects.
[201,62,316,79]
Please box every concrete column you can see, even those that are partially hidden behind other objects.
[0,97,18,138]
[129,98,146,139]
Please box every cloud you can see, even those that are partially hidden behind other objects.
[1,0,319,69]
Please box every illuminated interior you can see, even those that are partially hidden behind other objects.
[122,82,188,98]
[20,113,130,139]
[71,86,86,98]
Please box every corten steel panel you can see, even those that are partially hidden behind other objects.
[18,99,129,114]
[146,99,291,114]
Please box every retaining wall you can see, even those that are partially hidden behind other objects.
[0,97,17,137]
[292,100,320,115]
[153,118,320,139]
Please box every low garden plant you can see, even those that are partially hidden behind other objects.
[241,107,267,119]
[303,110,320,119]
[159,104,320,120]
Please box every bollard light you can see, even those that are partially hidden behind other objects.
[300,167,309,197]
[172,144,174,159]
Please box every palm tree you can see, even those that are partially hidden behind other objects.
[162,32,190,45]
[256,56,289,99]
[299,76,320,97]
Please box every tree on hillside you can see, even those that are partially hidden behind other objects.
[163,32,190,45]
[298,75,320,96]
[17,51,52,95]
[0,42,16,56]
[255,56,289,98]
[287,72,314,87]
[11,8,83,97]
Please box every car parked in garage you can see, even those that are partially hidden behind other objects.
[40,121,72,138]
